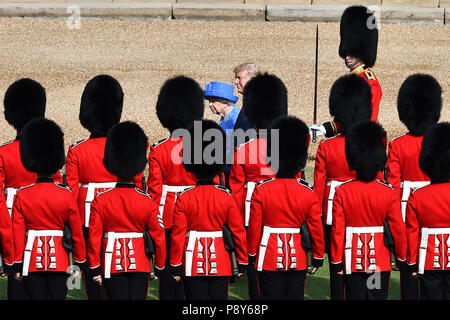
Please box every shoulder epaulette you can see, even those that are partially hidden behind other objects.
[215,185,231,195]
[297,178,313,191]
[363,68,376,81]
[411,184,430,193]
[0,139,15,148]
[151,138,169,149]
[55,183,72,192]
[179,186,195,195]
[96,187,115,198]
[390,133,407,144]
[17,183,35,192]
[257,177,275,187]
[376,179,394,189]
[135,188,152,199]
[321,133,341,144]
[70,139,87,148]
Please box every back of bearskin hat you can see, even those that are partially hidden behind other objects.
[329,74,372,132]
[20,118,65,176]
[397,74,442,137]
[339,5,378,68]
[79,75,124,137]
[103,121,148,180]
[243,73,288,130]
[183,120,227,181]
[4,78,46,132]
[419,122,450,183]
[156,75,205,133]
[268,116,309,178]
[345,121,387,182]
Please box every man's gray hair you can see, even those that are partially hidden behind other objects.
[233,62,260,78]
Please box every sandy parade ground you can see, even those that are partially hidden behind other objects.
[0,17,448,177]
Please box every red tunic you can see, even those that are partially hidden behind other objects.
[0,196,14,268]
[170,183,248,277]
[147,137,197,229]
[88,183,166,276]
[353,66,382,122]
[247,178,325,271]
[12,179,86,274]
[66,137,144,227]
[406,183,450,272]
[331,179,407,273]
[230,138,302,226]
[0,139,63,211]
[387,133,429,190]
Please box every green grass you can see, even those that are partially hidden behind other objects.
[0,255,401,300]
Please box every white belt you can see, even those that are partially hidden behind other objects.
[104,231,144,278]
[418,227,450,274]
[159,185,193,220]
[81,182,116,227]
[326,180,346,225]
[344,226,384,274]
[400,181,430,222]
[22,230,64,276]
[3,187,17,217]
[257,226,300,271]
[185,230,223,276]
[244,182,257,227]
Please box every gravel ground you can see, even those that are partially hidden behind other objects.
[0,17,448,170]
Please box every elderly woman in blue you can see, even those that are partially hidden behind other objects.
[204,81,241,186]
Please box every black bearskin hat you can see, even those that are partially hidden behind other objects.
[20,118,65,176]
[268,116,309,178]
[329,74,372,132]
[419,122,450,183]
[339,5,378,68]
[243,73,288,130]
[397,74,442,137]
[79,75,124,137]
[4,78,46,132]
[183,120,226,181]
[156,75,205,133]
[345,121,387,182]
[104,121,148,180]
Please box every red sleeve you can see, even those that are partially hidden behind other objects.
[226,196,248,265]
[147,202,166,270]
[65,147,80,201]
[313,142,327,215]
[0,152,6,197]
[247,187,262,257]
[0,197,13,266]
[330,191,345,266]
[387,141,402,190]
[306,193,325,260]
[87,200,103,269]
[405,193,420,266]
[147,146,163,204]
[370,79,382,122]
[67,196,86,264]
[386,191,407,261]
[12,193,26,265]
[170,195,187,268]
[229,149,246,215]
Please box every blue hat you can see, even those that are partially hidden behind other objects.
[204,81,238,104]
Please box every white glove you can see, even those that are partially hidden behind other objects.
[309,124,326,138]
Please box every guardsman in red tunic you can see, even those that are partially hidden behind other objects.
[65,75,142,300]
[1,78,63,300]
[406,122,450,300]
[331,121,406,300]
[88,121,166,300]
[13,119,86,300]
[310,5,381,138]
[313,74,375,300]
[387,74,442,300]
[228,73,289,300]
[170,120,247,300]
[147,76,205,300]
[248,116,325,300]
